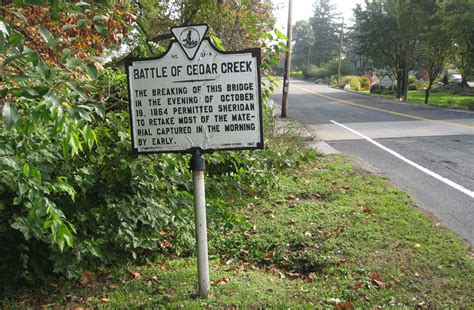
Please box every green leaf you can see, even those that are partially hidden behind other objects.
[7,32,22,45]
[77,18,88,28]
[275,29,287,40]
[2,102,19,130]
[0,21,8,36]
[210,34,225,51]
[0,157,21,170]
[94,23,108,36]
[61,48,75,58]
[12,12,28,24]
[18,182,28,195]
[82,124,97,149]
[66,57,82,68]
[65,81,87,100]
[23,51,39,66]
[76,1,90,6]
[69,131,83,156]
[43,220,52,229]
[9,75,31,82]
[58,223,74,250]
[78,108,92,122]
[61,24,76,33]
[84,63,98,79]
[36,61,51,78]
[38,26,60,48]
[55,178,76,201]
[93,14,108,22]
[92,103,105,119]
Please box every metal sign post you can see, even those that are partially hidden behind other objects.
[190,148,209,297]
[125,24,263,298]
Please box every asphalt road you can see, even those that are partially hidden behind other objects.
[272,79,474,244]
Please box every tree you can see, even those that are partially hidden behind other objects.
[133,0,275,55]
[353,0,428,100]
[418,3,455,104]
[445,0,474,86]
[310,0,339,66]
[291,20,313,70]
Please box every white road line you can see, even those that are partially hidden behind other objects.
[330,120,474,199]
[443,109,474,114]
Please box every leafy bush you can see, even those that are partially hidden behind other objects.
[349,76,361,91]
[360,76,370,90]
[303,65,329,80]
[290,71,305,80]
[330,76,361,91]
[0,1,291,284]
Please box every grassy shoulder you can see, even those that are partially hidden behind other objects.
[1,125,473,308]
[353,89,474,110]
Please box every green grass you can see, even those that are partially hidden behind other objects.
[406,90,474,110]
[1,126,473,308]
[353,89,474,110]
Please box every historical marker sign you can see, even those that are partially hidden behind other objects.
[126,24,263,154]
[380,75,393,88]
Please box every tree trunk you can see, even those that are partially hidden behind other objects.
[461,76,469,87]
[403,48,410,102]
[424,80,433,104]
[396,75,402,98]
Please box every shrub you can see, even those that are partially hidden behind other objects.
[303,65,329,80]
[360,76,370,91]
[349,76,361,91]
[290,71,304,80]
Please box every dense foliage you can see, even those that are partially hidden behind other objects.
[292,0,472,104]
[0,1,287,283]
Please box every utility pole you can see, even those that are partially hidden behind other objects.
[306,28,314,71]
[337,16,344,86]
[281,0,292,118]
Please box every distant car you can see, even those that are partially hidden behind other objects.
[449,73,463,83]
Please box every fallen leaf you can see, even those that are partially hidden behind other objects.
[100,298,111,303]
[224,265,242,272]
[72,307,85,310]
[128,270,143,280]
[226,197,236,203]
[336,301,354,309]
[79,271,93,286]
[287,271,301,279]
[338,258,349,264]
[369,271,384,288]
[264,251,275,261]
[211,276,230,285]
[414,243,422,249]
[240,249,249,257]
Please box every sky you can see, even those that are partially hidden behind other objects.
[273,0,364,32]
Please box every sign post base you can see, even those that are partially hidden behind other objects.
[190,148,209,298]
